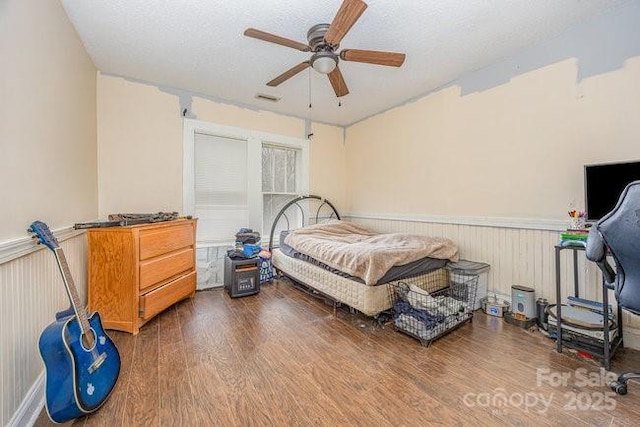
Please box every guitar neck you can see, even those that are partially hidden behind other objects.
[53,247,91,334]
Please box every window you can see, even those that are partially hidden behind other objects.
[262,144,298,194]
[183,119,309,288]
[262,144,302,243]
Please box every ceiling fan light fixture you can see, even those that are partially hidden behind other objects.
[244,0,404,98]
[311,52,337,74]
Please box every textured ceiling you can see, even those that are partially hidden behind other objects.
[61,0,629,126]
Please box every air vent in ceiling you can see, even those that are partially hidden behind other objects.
[255,93,280,102]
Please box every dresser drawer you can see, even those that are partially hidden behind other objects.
[88,218,197,334]
[139,248,194,291]
[140,271,196,320]
[139,223,194,260]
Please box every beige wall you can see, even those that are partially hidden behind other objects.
[0,0,98,241]
[191,97,305,139]
[0,0,97,425]
[309,123,347,210]
[342,38,640,349]
[96,76,184,217]
[97,74,346,218]
[345,58,640,219]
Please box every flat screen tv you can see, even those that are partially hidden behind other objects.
[584,160,640,221]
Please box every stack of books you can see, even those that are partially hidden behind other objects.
[560,229,588,246]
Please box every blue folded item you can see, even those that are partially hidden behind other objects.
[242,243,261,257]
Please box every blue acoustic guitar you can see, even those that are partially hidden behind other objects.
[29,221,120,423]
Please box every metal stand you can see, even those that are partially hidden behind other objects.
[554,244,623,369]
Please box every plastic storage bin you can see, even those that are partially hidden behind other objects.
[446,259,490,310]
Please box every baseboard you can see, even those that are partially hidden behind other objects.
[489,291,511,302]
[622,326,640,351]
[8,370,45,427]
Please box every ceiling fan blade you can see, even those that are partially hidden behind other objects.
[328,66,349,97]
[244,28,310,52]
[324,0,368,45]
[267,61,311,87]
[339,49,406,67]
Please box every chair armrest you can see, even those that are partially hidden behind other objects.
[586,227,605,262]
[586,227,616,286]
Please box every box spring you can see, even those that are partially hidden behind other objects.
[272,248,449,316]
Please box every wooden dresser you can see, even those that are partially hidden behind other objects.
[87,219,197,334]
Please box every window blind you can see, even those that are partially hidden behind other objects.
[194,132,248,244]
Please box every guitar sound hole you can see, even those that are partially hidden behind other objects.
[81,328,96,350]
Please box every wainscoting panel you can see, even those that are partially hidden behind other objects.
[346,215,640,345]
[0,233,87,426]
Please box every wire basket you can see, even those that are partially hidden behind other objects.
[388,268,478,346]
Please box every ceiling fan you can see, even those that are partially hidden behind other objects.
[244,0,406,98]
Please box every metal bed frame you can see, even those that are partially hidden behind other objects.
[267,195,351,315]
[268,194,340,253]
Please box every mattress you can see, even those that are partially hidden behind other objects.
[279,230,447,284]
[272,248,450,316]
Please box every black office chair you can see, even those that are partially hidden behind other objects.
[586,180,640,395]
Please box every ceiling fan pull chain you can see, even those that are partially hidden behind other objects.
[308,68,312,109]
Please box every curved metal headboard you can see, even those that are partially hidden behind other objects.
[268,195,340,252]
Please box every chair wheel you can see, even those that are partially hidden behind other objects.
[610,381,628,395]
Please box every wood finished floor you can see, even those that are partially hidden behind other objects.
[35,280,640,426]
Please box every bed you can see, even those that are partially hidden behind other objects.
[268,195,460,317]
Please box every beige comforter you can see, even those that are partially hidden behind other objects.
[284,221,459,285]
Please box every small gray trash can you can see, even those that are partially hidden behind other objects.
[447,259,491,310]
